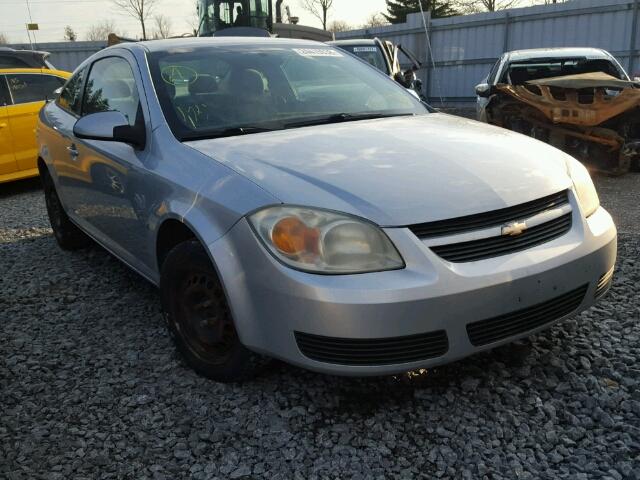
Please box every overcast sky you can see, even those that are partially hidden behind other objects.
[0,0,389,44]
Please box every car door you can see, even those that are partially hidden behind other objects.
[49,65,89,198]
[5,71,66,175]
[68,54,154,269]
[0,75,18,178]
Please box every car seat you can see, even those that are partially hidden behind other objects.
[230,68,276,123]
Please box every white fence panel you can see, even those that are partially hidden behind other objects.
[337,0,640,105]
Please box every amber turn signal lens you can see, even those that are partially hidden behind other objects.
[271,217,320,255]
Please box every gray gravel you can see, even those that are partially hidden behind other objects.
[1,175,639,479]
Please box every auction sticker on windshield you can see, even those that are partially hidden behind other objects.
[353,47,377,52]
[293,48,342,57]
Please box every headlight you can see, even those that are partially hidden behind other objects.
[566,157,599,218]
[248,206,404,274]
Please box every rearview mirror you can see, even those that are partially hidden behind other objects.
[475,83,492,97]
[73,111,145,148]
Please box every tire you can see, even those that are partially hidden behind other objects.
[41,168,91,251]
[160,240,268,382]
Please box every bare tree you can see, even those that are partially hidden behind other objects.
[301,0,334,30]
[361,13,389,28]
[153,14,172,39]
[187,5,200,35]
[0,32,9,45]
[328,20,351,33]
[453,0,520,12]
[86,20,118,41]
[64,25,77,41]
[112,0,158,40]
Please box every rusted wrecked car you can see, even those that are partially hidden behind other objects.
[476,48,639,175]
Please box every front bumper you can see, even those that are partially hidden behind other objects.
[208,203,616,376]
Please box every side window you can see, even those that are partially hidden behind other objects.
[0,76,10,106]
[0,56,31,68]
[82,56,141,127]
[58,67,87,115]
[5,74,65,104]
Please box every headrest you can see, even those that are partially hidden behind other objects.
[191,75,218,94]
[234,69,265,96]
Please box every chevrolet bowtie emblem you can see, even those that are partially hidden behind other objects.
[502,220,528,236]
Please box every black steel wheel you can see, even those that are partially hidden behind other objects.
[160,240,268,382]
[176,271,236,366]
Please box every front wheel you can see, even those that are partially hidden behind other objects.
[160,240,268,382]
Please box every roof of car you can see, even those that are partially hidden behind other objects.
[328,39,377,47]
[121,36,326,53]
[505,47,612,62]
[0,67,70,77]
[0,47,50,56]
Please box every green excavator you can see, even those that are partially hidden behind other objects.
[196,0,333,41]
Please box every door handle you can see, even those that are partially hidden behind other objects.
[0,123,6,129]
[67,144,79,160]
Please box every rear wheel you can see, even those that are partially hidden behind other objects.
[160,240,268,382]
[41,169,91,250]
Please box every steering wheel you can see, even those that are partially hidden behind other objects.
[176,102,224,130]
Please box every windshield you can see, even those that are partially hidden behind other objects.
[504,58,626,85]
[337,44,389,74]
[148,43,428,140]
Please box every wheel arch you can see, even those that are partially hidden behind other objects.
[155,213,233,273]
[155,214,254,339]
[155,217,199,272]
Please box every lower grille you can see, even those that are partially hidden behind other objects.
[294,330,449,366]
[595,267,614,299]
[467,284,588,346]
[431,213,572,263]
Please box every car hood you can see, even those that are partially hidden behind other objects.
[186,114,572,226]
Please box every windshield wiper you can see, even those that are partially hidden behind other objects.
[181,126,275,141]
[283,112,414,129]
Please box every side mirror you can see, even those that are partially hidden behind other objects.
[475,83,492,97]
[73,111,145,148]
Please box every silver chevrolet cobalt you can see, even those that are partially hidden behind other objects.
[37,38,616,382]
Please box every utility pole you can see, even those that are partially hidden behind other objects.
[630,0,639,76]
[25,0,37,49]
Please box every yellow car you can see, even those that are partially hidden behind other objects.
[0,68,70,183]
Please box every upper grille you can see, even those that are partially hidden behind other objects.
[466,284,588,347]
[595,267,614,299]
[294,330,448,366]
[409,190,569,239]
[431,212,572,263]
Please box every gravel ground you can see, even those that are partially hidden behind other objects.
[1,174,639,480]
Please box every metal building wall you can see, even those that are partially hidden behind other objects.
[337,0,640,106]
[7,41,107,72]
